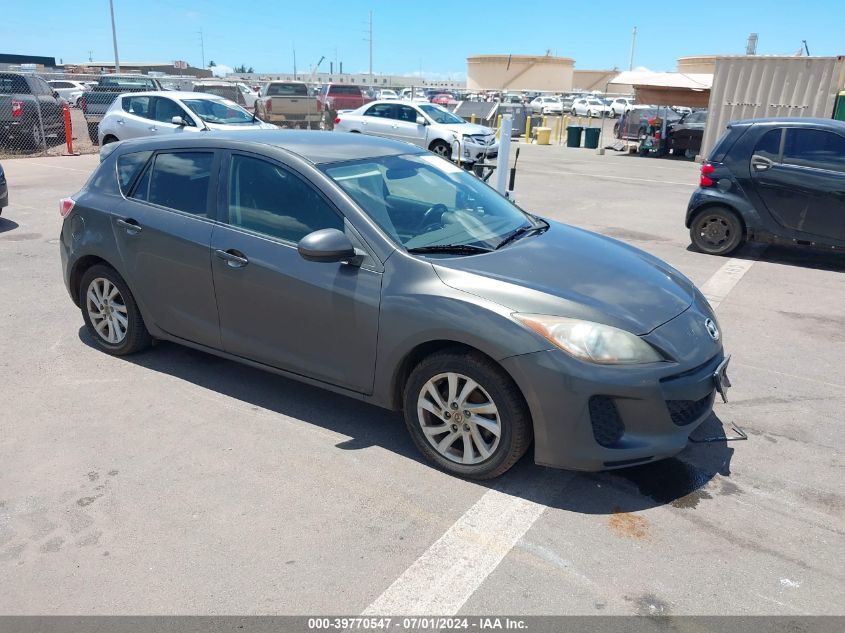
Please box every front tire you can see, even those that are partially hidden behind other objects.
[690,207,744,256]
[428,139,451,159]
[403,351,532,479]
[80,264,152,356]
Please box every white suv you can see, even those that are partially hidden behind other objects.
[607,97,634,117]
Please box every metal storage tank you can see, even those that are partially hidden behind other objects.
[466,54,574,92]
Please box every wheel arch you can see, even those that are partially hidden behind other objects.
[389,339,527,414]
[688,201,747,238]
[69,255,111,307]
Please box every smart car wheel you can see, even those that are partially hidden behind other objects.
[80,264,152,356]
[403,351,532,479]
[690,207,744,256]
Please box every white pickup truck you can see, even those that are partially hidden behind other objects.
[333,100,498,166]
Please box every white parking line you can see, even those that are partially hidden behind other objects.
[362,488,547,615]
[698,245,766,309]
[360,245,764,616]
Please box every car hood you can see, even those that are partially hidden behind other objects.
[436,122,494,136]
[432,222,694,335]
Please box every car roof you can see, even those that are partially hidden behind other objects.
[111,130,427,165]
[119,90,225,100]
[730,117,845,130]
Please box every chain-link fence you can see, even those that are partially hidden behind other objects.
[1,71,203,160]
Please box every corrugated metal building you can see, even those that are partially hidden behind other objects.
[701,56,845,156]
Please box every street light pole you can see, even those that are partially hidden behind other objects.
[198,30,205,69]
[109,0,121,73]
[368,11,373,87]
[628,26,637,71]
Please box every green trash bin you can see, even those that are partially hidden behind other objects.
[566,126,583,148]
[584,127,601,149]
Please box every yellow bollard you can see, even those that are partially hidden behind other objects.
[542,115,548,129]
[524,115,531,143]
[471,114,477,124]
[495,114,502,139]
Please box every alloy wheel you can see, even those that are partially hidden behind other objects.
[86,277,128,344]
[416,372,501,465]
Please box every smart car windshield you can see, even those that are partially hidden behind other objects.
[324,154,541,252]
[182,98,254,125]
[418,104,465,125]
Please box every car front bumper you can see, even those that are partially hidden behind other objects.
[500,305,727,471]
[455,139,499,164]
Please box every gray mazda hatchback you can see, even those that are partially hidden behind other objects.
[60,131,730,479]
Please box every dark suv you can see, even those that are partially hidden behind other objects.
[687,118,845,255]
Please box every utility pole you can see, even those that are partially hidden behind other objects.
[88,50,93,62]
[198,30,205,69]
[628,26,637,71]
[293,49,297,78]
[109,0,121,73]
[368,11,373,87]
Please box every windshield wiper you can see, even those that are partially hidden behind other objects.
[494,220,549,250]
[407,244,492,255]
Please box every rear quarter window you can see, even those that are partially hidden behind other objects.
[117,151,153,196]
[0,75,31,94]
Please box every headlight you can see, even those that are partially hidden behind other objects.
[514,314,664,364]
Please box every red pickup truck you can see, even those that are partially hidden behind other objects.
[317,84,371,130]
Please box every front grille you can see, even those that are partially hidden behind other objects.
[588,396,625,447]
[666,393,713,426]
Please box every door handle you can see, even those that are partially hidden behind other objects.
[149,126,157,132]
[751,155,773,171]
[116,119,124,124]
[215,249,249,268]
[116,218,142,234]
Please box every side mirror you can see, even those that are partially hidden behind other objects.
[171,116,188,126]
[297,228,363,265]
[416,116,427,126]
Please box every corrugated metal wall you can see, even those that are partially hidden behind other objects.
[701,56,845,157]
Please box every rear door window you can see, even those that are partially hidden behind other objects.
[131,152,214,216]
[752,128,783,162]
[122,95,153,119]
[783,129,845,172]
[365,103,393,118]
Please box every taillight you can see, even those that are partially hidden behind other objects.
[11,100,23,117]
[59,197,76,218]
[265,98,272,112]
[700,162,715,187]
[334,117,341,125]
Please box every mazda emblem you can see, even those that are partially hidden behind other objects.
[705,318,720,341]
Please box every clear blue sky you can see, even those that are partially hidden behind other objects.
[2,0,843,77]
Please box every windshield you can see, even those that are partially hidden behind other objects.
[418,104,464,125]
[324,154,536,251]
[182,98,255,125]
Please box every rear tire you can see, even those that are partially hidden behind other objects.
[102,135,118,145]
[87,123,99,145]
[79,264,152,356]
[690,207,744,256]
[403,350,532,479]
